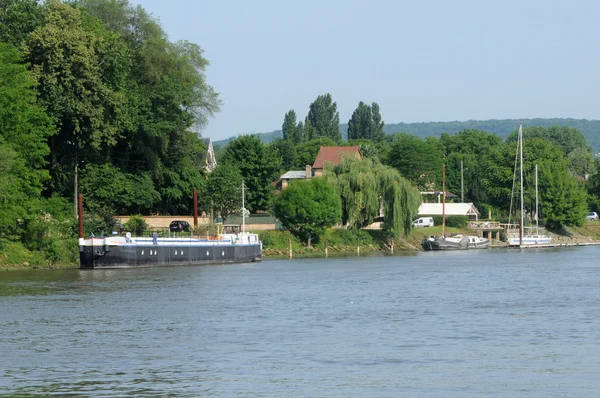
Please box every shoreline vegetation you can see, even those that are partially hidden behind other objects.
[3,223,599,270]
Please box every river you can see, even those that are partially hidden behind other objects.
[1,247,600,397]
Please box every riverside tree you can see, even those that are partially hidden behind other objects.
[220,134,281,213]
[271,178,341,247]
[325,157,421,237]
[206,163,243,222]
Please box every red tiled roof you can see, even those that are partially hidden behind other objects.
[312,146,362,169]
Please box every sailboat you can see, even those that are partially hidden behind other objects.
[421,164,490,251]
[507,125,552,246]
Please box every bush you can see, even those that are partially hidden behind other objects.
[432,215,468,228]
[125,215,148,237]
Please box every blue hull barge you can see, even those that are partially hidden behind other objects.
[79,233,262,269]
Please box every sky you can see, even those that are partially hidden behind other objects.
[130,0,600,141]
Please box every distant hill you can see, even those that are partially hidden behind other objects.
[213,118,600,153]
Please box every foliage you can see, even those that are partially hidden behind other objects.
[271,178,341,246]
[124,215,148,237]
[221,134,281,212]
[269,138,296,173]
[282,109,302,144]
[0,0,44,46]
[0,43,54,236]
[386,133,444,189]
[307,93,341,143]
[206,163,243,222]
[80,164,160,215]
[326,157,421,237]
[538,162,588,229]
[432,215,468,228]
[292,137,336,169]
[347,101,384,142]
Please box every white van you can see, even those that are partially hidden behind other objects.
[412,217,434,228]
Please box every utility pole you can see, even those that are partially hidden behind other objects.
[461,159,464,203]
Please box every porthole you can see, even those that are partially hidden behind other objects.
[141,250,144,255]
[206,251,209,256]
[175,250,178,255]
[222,251,225,256]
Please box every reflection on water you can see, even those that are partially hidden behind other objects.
[2,247,600,397]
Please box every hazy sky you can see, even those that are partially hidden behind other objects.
[130,0,600,141]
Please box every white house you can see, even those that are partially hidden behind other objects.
[418,203,481,220]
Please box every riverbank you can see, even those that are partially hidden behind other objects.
[2,223,599,270]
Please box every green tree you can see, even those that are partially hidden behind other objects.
[221,135,281,213]
[206,163,243,222]
[386,133,443,189]
[538,162,588,229]
[269,138,296,173]
[271,177,341,247]
[347,101,384,142]
[307,93,341,142]
[0,43,54,236]
[326,157,421,237]
[282,110,301,144]
[0,0,44,46]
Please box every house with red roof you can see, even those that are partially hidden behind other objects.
[311,146,363,176]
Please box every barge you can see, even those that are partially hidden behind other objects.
[79,232,262,269]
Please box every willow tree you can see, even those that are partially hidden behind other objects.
[325,157,421,237]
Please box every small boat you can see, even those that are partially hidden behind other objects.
[421,164,490,251]
[422,234,490,251]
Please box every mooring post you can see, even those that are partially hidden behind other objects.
[193,188,198,232]
[288,237,292,259]
[357,237,360,256]
[78,194,84,239]
[325,240,328,258]
[391,237,394,254]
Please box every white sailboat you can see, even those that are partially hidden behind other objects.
[507,125,552,246]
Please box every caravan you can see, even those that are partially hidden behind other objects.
[412,217,434,228]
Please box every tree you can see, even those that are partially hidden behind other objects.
[271,177,341,247]
[307,93,341,142]
[0,43,54,236]
[22,0,129,213]
[347,101,384,142]
[386,133,443,189]
[221,135,281,212]
[282,110,301,144]
[269,139,296,173]
[0,0,44,46]
[326,157,421,237]
[539,162,588,229]
[206,163,243,222]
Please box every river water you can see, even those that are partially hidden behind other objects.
[1,247,600,397]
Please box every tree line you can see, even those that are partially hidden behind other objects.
[1,0,599,265]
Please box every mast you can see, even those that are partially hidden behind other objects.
[442,163,446,238]
[535,164,539,235]
[241,180,246,234]
[519,125,524,246]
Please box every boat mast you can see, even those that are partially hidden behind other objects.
[241,180,246,234]
[519,125,524,246]
[535,164,539,235]
[442,163,446,238]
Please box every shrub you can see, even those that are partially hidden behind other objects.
[432,215,468,228]
[125,215,148,237]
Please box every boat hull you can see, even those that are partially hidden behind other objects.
[421,236,490,251]
[79,239,262,269]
